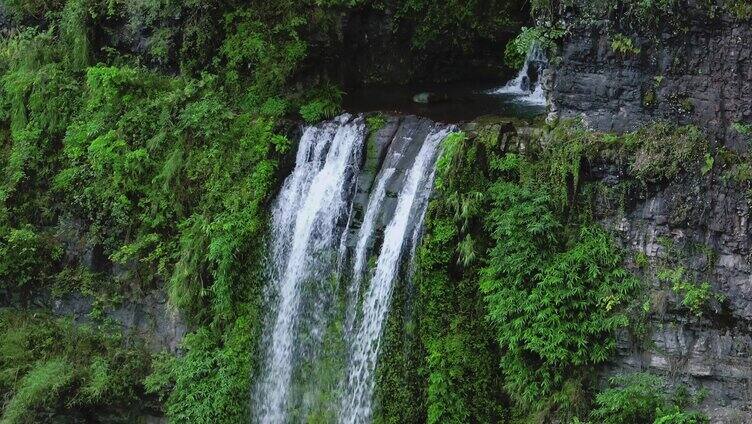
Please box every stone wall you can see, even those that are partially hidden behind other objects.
[550,7,752,151]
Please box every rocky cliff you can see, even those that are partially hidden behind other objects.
[549,5,752,421]
[551,4,751,150]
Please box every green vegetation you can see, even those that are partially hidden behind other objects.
[611,34,641,56]
[478,123,644,421]
[727,0,752,19]
[504,25,566,69]
[378,117,717,422]
[0,0,530,421]
[657,267,723,316]
[532,0,681,29]
[626,123,706,183]
[377,120,642,422]
[732,121,752,136]
[391,0,522,51]
[0,310,151,423]
[590,373,708,424]
[0,0,725,422]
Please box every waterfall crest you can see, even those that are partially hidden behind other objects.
[253,114,452,423]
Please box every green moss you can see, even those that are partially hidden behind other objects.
[727,0,752,19]
[732,121,752,136]
[635,251,650,269]
[643,88,656,108]
[366,113,388,134]
[626,123,706,183]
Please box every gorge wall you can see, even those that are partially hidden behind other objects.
[551,2,752,150]
[549,4,752,421]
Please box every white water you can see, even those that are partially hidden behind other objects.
[339,126,450,424]
[254,114,451,423]
[490,43,548,105]
[345,167,396,336]
[255,115,365,423]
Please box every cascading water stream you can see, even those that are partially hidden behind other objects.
[345,167,396,336]
[339,126,450,424]
[490,43,548,105]
[255,115,365,423]
[253,114,451,424]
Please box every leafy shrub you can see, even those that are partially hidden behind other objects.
[300,99,341,123]
[482,205,639,407]
[1,358,74,424]
[504,25,566,69]
[505,27,543,69]
[657,267,723,316]
[299,84,343,123]
[145,310,260,423]
[732,122,752,136]
[0,226,62,299]
[416,119,644,419]
[366,114,387,134]
[727,0,752,19]
[611,34,641,55]
[672,280,713,316]
[394,0,522,51]
[654,407,710,424]
[2,0,65,20]
[591,373,666,424]
[724,162,752,184]
[0,311,151,423]
[407,129,507,424]
[591,373,708,424]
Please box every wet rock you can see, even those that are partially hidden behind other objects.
[412,92,449,104]
[343,115,436,251]
[52,290,187,353]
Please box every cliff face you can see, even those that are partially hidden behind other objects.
[594,164,752,422]
[551,6,751,150]
[550,6,752,421]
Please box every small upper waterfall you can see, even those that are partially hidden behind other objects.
[253,114,452,423]
[491,43,548,105]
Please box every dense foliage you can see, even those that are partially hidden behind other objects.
[0,311,152,423]
[0,0,725,421]
[590,373,708,424]
[475,122,642,420]
[0,0,528,421]
[374,118,711,423]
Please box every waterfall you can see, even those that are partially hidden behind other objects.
[345,166,395,337]
[253,114,452,423]
[255,115,365,423]
[491,43,548,105]
[339,127,450,424]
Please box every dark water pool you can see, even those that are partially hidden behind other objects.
[342,80,546,124]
